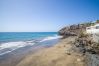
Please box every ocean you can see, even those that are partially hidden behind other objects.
[0,32,61,56]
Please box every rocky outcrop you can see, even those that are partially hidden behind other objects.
[58,21,99,66]
[72,30,99,55]
[74,33,99,66]
[58,24,86,38]
[58,22,96,38]
[58,22,99,54]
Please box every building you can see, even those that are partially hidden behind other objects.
[86,23,99,43]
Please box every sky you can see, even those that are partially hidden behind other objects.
[0,0,99,32]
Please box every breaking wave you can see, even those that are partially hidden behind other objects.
[0,35,61,56]
[40,35,62,42]
[0,41,35,56]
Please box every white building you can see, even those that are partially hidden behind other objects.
[86,24,99,42]
[86,24,99,34]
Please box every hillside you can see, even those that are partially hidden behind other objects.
[58,21,99,66]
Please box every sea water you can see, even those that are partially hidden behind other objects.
[0,32,61,56]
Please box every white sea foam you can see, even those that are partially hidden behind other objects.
[40,35,62,42]
[0,50,11,56]
[0,35,61,56]
[0,41,35,56]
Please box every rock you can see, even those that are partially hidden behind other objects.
[59,22,99,54]
[65,48,71,55]
[58,24,88,38]
[77,58,81,62]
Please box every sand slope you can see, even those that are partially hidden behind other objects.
[16,37,86,66]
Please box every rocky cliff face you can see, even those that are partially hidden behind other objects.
[58,24,87,38]
[58,23,99,54]
[58,22,99,66]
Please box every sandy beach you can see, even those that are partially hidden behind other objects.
[16,37,87,66]
[0,37,59,66]
[1,0,99,66]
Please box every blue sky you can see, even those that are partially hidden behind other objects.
[0,0,99,32]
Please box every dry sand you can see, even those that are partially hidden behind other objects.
[16,37,87,66]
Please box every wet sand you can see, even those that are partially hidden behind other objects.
[0,39,59,66]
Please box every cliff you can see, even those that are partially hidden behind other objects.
[58,22,95,38]
[58,22,99,66]
[58,24,85,38]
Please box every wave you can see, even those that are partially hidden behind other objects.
[0,35,61,56]
[0,41,35,56]
[40,35,62,42]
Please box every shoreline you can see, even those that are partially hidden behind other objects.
[16,36,87,66]
[0,38,59,66]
